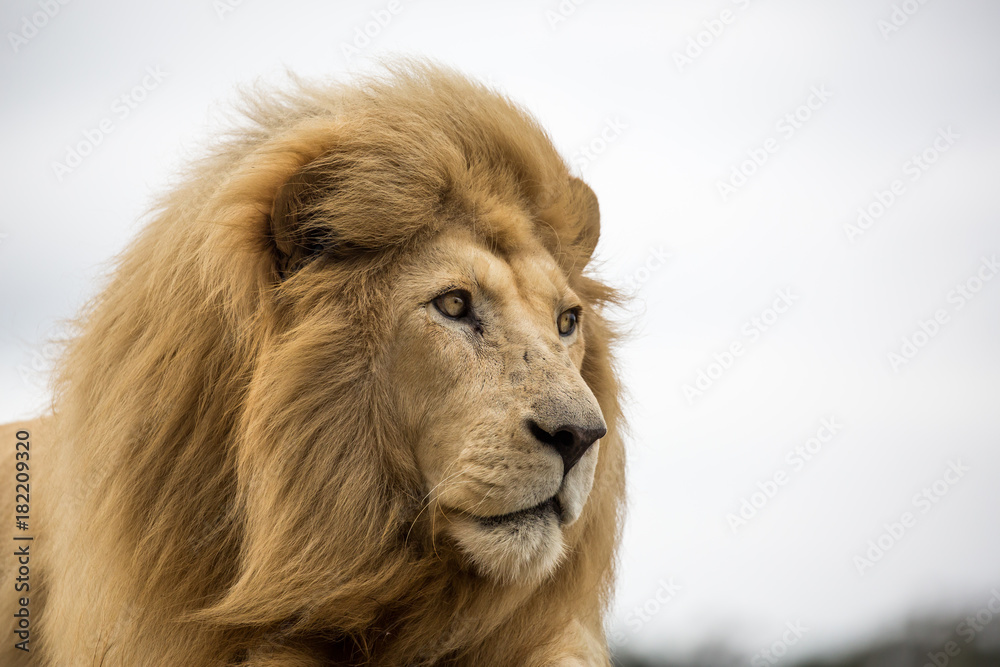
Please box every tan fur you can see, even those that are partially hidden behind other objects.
[0,62,625,666]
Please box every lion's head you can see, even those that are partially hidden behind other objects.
[42,62,624,665]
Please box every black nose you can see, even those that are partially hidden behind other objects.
[527,419,607,475]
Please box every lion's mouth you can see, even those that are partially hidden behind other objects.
[475,496,562,527]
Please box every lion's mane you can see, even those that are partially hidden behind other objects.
[26,62,625,666]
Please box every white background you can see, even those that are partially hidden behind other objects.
[2,1,999,663]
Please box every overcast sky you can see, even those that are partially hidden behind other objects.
[2,0,999,662]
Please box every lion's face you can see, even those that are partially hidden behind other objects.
[385,225,606,583]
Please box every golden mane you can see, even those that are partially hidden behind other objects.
[18,62,625,666]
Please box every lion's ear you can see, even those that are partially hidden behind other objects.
[206,118,345,281]
[567,177,601,263]
[269,162,335,279]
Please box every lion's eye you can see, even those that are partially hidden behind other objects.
[558,309,578,337]
[433,290,471,319]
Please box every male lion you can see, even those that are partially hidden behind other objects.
[1,63,625,666]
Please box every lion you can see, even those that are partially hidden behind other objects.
[0,62,625,666]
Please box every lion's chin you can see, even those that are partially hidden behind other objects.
[449,498,566,584]
[445,444,601,583]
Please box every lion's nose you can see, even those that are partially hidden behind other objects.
[527,418,607,475]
